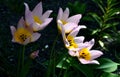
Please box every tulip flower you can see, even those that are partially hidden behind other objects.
[10,17,41,45]
[24,2,53,31]
[58,20,86,56]
[76,39,103,64]
[57,8,82,33]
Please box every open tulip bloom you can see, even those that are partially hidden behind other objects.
[24,2,53,31]
[74,39,103,64]
[10,17,41,45]
[58,20,86,55]
[57,8,82,33]
[58,20,103,64]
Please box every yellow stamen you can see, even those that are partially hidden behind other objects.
[33,16,42,24]
[14,28,32,44]
[79,48,91,60]
[67,36,78,49]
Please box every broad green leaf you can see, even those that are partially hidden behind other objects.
[68,57,94,77]
[101,72,119,77]
[97,58,119,72]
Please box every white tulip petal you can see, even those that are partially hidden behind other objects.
[42,10,53,20]
[64,23,78,33]
[79,59,100,64]
[68,50,77,56]
[57,20,69,46]
[90,50,103,60]
[62,8,69,21]
[57,8,63,20]
[23,37,30,45]
[24,3,34,26]
[17,17,25,28]
[12,38,15,42]
[77,43,90,49]
[31,33,41,42]
[10,26,16,36]
[42,18,53,26]
[74,36,85,43]
[67,14,82,24]
[68,25,85,37]
[85,39,95,50]
[33,18,53,31]
[32,2,42,17]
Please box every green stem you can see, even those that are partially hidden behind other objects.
[47,34,59,77]
[17,45,25,77]
[22,45,25,69]
[17,46,22,77]
[63,64,70,77]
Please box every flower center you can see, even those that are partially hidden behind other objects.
[79,48,91,60]
[61,19,67,25]
[67,36,78,49]
[14,28,32,44]
[33,16,42,24]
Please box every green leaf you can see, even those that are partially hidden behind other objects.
[97,58,119,72]
[107,0,119,9]
[56,57,69,69]
[68,57,94,77]
[104,22,119,30]
[107,8,120,18]
[92,0,105,14]
[90,13,102,26]
[101,72,119,77]
[92,29,100,35]
[98,40,104,47]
